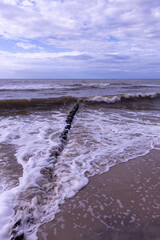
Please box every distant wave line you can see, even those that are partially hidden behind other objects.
[0,83,110,91]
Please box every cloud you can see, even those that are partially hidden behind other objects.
[0,0,159,43]
[16,42,37,49]
[0,0,160,77]
[0,50,89,73]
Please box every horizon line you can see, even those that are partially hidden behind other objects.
[0,78,160,80]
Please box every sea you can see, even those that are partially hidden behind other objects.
[0,79,160,240]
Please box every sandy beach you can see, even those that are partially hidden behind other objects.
[38,149,160,240]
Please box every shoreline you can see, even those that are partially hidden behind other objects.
[37,149,160,240]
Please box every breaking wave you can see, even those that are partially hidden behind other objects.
[0,93,159,111]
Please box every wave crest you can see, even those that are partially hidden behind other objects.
[86,93,158,103]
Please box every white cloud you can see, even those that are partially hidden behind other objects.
[16,42,37,49]
[20,0,35,7]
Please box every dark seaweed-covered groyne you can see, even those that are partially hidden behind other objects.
[10,103,79,240]
[50,102,79,159]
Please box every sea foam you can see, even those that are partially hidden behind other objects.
[0,99,160,239]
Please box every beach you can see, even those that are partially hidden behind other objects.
[0,79,160,240]
[38,149,160,240]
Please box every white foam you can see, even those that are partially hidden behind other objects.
[0,111,66,239]
[88,93,157,103]
[116,199,124,209]
[58,107,160,180]
[0,105,160,239]
[0,187,19,240]
[89,95,121,103]
[0,85,55,91]
[82,83,110,88]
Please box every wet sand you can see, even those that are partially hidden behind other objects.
[37,149,160,240]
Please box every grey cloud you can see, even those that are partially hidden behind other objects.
[0,1,28,20]
[62,54,94,60]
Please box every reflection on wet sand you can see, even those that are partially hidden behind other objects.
[38,149,160,240]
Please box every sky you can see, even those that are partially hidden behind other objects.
[0,0,160,79]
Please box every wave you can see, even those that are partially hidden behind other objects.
[0,82,110,92]
[0,96,78,111]
[0,85,56,91]
[0,93,159,111]
[86,93,159,103]
[82,82,110,88]
[0,85,81,91]
[122,85,160,89]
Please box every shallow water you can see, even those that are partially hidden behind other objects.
[0,79,160,239]
[38,149,160,240]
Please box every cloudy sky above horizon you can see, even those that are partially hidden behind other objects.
[0,0,160,79]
